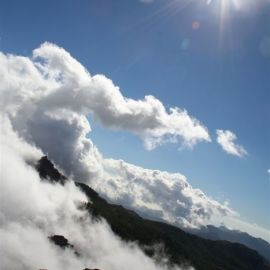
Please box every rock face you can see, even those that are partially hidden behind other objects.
[49,235,101,270]
[49,235,72,249]
[36,157,270,270]
[36,156,67,184]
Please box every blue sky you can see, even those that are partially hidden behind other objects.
[0,0,269,231]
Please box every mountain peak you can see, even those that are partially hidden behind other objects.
[36,156,67,184]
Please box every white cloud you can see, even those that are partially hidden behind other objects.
[95,159,235,228]
[0,117,193,270]
[0,43,228,229]
[216,129,247,157]
[24,42,211,150]
[1,43,268,243]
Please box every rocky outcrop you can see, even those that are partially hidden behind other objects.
[36,156,67,184]
[49,235,79,256]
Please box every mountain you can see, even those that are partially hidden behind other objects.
[36,156,67,184]
[49,235,75,250]
[36,156,270,270]
[188,225,270,261]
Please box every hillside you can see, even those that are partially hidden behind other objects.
[188,225,270,261]
[37,156,270,270]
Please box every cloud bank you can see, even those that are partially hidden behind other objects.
[0,43,231,229]
[216,129,247,157]
[98,159,233,228]
[0,116,193,270]
[33,42,211,150]
[1,43,267,243]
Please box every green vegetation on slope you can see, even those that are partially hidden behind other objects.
[36,156,270,270]
[77,182,270,270]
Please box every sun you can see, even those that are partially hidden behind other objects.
[207,0,250,11]
[207,0,246,27]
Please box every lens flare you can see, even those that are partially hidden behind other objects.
[206,0,250,49]
[192,20,200,30]
[207,0,255,12]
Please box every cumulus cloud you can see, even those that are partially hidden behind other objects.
[0,43,233,229]
[0,117,193,270]
[0,42,269,245]
[216,129,247,157]
[94,159,234,228]
[15,42,211,150]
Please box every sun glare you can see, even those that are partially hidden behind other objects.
[206,0,250,28]
[208,0,255,12]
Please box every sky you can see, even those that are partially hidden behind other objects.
[0,0,269,235]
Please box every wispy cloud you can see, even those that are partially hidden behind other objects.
[216,129,247,157]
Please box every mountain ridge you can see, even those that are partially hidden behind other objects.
[36,156,270,270]
[187,225,270,261]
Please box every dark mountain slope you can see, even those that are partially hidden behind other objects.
[36,156,67,184]
[36,156,270,270]
[188,225,270,261]
[77,182,270,270]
